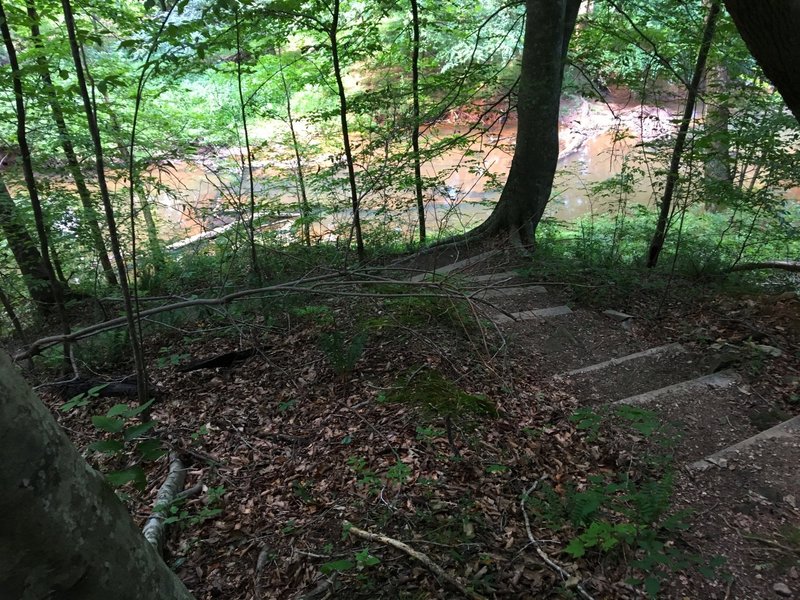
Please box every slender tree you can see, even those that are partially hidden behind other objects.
[329,0,365,260]
[646,0,721,268]
[410,0,426,242]
[234,8,260,278]
[278,49,312,247]
[61,0,149,405]
[0,177,55,307]
[0,351,195,599]
[26,0,117,286]
[0,0,69,318]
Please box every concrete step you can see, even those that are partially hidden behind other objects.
[615,371,737,406]
[464,271,522,283]
[409,249,500,282]
[565,345,717,404]
[688,414,800,472]
[505,309,653,375]
[490,305,573,324]
[673,433,800,599]
[561,342,685,376]
[605,374,776,463]
[470,285,547,300]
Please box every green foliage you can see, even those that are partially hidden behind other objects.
[86,398,166,490]
[319,330,368,376]
[387,368,496,420]
[162,485,226,527]
[61,384,108,412]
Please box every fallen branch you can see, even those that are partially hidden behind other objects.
[521,483,596,600]
[730,260,800,273]
[143,453,187,555]
[14,272,506,361]
[342,521,486,600]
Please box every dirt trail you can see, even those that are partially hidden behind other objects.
[440,249,800,599]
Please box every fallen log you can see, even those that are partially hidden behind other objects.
[177,347,262,372]
[143,453,187,555]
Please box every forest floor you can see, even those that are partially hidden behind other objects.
[37,242,800,600]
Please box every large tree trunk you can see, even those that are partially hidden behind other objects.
[466,0,581,247]
[724,0,800,121]
[0,351,195,599]
[0,177,57,307]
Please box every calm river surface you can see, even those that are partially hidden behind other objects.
[152,96,673,245]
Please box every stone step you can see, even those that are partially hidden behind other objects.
[566,345,716,404]
[688,414,800,472]
[464,271,522,283]
[609,376,770,463]
[614,371,738,406]
[561,342,685,376]
[470,285,547,300]
[491,305,573,324]
[673,434,800,599]
[410,249,499,282]
[505,309,651,375]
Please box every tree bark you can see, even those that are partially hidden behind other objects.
[410,0,426,242]
[0,0,68,320]
[0,177,56,306]
[724,0,800,121]
[703,64,733,201]
[26,0,117,286]
[61,0,149,406]
[463,0,581,247]
[330,0,365,260]
[646,0,721,268]
[0,351,194,599]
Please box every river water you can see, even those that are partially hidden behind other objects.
[152,96,673,245]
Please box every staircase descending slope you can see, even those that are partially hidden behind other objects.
[415,251,799,599]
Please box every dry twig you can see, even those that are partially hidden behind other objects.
[521,482,596,600]
[343,521,486,600]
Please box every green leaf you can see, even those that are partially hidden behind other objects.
[564,537,586,557]
[320,559,354,575]
[107,403,130,418]
[91,415,125,434]
[644,576,661,598]
[87,384,109,397]
[123,420,157,441]
[106,467,146,490]
[126,398,156,418]
[137,439,167,461]
[88,439,124,455]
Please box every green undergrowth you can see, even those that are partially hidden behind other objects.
[527,206,799,307]
[545,403,728,597]
[384,367,497,420]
